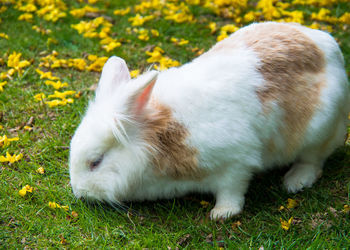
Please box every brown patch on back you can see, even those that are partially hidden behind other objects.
[210,23,327,155]
[143,101,202,180]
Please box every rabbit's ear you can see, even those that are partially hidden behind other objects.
[96,56,130,101]
[127,70,158,116]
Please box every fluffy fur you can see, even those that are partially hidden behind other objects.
[69,22,349,220]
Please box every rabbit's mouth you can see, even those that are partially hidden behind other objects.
[74,188,130,212]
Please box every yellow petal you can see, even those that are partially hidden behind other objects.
[286,198,298,209]
[49,202,59,209]
[18,189,27,197]
[36,167,45,174]
[280,217,293,231]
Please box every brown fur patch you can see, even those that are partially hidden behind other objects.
[209,23,326,155]
[143,101,201,180]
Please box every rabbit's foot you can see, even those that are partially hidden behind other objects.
[210,204,242,220]
[283,162,322,193]
[210,190,244,220]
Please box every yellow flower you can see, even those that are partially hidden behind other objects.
[311,8,338,24]
[48,202,69,211]
[243,11,259,23]
[70,5,100,18]
[18,189,27,197]
[99,36,115,45]
[171,37,189,46]
[256,0,281,20]
[18,60,30,68]
[163,2,194,23]
[71,21,92,34]
[128,14,155,26]
[18,185,33,197]
[280,217,293,231]
[34,93,46,102]
[217,31,228,41]
[102,41,122,52]
[0,135,19,148]
[146,47,180,70]
[221,24,239,33]
[36,167,45,174]
[71,16,112,46]
[23,125,33,131]
[7,52,22,68]
[50,58,68,69]
[35,69,60,80]
[68,58,86,71]
[18,4,37,12]
[88,54,98,61]
[48,90,76,99]
[113,7,130,16]
[0,81,7,92]
[0,33,9,39]
[74,91,82,98]
[49,201,59,209]
[155,57,181,71]
[216,24,238,42]
[45,98,74,108]
[151,29,159,37]
[130,69,140,78]
[61,205,69,210]
[138,29,150,41]
[339,13,350,25]
[280,10,304,24]
[146,47,165,63]
[87,56,108,72]
[7,52,31,74]
[45,80,69,90]
[208,22,217,34]
[191,47,204,56]
[286,198,298,209]
[43,8,67,23]
[0,151,23,164]
[18,13,33,22]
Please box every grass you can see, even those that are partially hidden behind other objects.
[1,0,350,248]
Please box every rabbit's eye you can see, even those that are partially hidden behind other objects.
[90,156,103,171]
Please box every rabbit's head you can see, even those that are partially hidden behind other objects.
[69,56,158,203]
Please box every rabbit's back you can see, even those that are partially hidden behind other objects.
[153,22,349,173]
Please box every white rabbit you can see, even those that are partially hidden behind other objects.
[69,22,349,220]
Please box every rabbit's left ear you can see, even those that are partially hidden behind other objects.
[96,56,130,101]
[127,70,158,116]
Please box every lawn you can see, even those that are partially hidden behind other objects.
[0,0,349,248]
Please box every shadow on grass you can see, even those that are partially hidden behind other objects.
[79,146,349,223]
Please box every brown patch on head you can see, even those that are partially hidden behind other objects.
[143,101,202,180]
[210,23,327,155]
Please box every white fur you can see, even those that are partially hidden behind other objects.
[69,22,349,220]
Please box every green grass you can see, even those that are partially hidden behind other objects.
[1,0,350,248]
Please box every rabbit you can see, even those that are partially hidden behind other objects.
[69,22,350,220]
